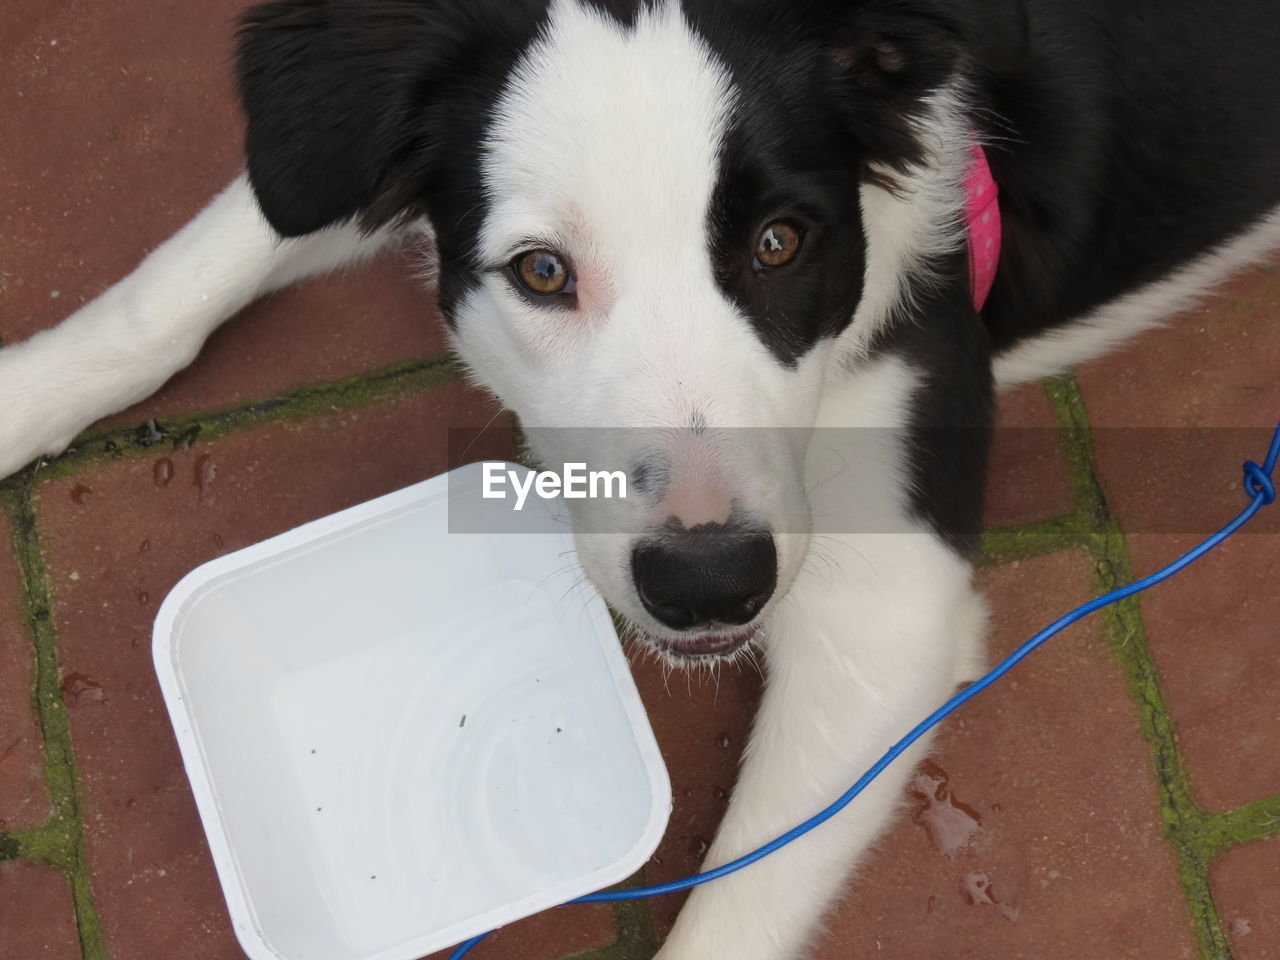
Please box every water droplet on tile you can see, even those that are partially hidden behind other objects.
[960,871,1018,920]
[194,454,217,499]
[135,589,150,606]
[961,871,993,906]
[61,673,107,706]
[70,484,93,505]
[907,759,983,859]
[138,538,151,555]
[689,836,710,859]
[212,532,225,549]
[996,902,1019,921]
[650,855,663,867]
[713,786,729,802]
[153,458,174,488]
[716,731,732,749]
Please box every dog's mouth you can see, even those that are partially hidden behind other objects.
[644,623,762,660]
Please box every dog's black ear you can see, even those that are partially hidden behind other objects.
[830,0,1028,172]
[951,0,1030,75]
[829,0,966,171]
[832,2,961,98]
[235,0,458,237]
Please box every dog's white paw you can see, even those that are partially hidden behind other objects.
[0,332,111,481]
[0,386,77,481]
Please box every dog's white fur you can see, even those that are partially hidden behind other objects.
[463,0,826,624]
[2,2,1278,957]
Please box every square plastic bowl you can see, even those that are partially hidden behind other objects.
[152,462,670,960]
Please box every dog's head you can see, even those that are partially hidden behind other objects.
[236,0,1016,659]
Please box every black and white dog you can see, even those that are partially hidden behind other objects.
[2,1,1278,956]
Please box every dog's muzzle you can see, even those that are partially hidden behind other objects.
[631,524,776,656]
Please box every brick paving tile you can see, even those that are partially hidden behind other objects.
[1076,268,1279,539]
[983,382,1075,529]
[1211,836,1280,960]
[0,859,81,959]
[32,385,511,959]
[1077,264,1280,812]
[816,552,1197,960]
[1084,425,1280,538]
[419,903,617,960]
[1,0,247,348]
[1076,264,1280,538]
[102,256,447,428]
[1,0,447,432]
[628,648,763,942]
[1122,532,1280,813]
[1075,265,1280,538]
[1078,265,1280,430]
[0,509,51,832]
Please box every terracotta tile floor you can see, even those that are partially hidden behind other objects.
[2,3,1279,959]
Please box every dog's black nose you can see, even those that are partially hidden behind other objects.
[631,527,777,630]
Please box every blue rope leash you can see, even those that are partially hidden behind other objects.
[449,421,1280,959]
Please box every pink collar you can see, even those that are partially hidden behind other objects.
[964,144,1000,310]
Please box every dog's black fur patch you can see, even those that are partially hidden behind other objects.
[869,250,995,556]
[976,0,1280,349]
[236,0,553,319]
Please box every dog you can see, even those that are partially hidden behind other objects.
[2,1,1278,956]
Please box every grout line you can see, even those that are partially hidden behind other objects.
[541,869,659,960]
[1041,375,1233,960]
[604,870,660,960]
[0,353,463,493]
[978,512,1091,566]
[567,942,661,960]
[1202,796,1280,854]
[9,821,75,867]
[2,484,109,959]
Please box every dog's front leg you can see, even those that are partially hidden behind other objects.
[658,347,991,959]
[657,524,984,959]
[0,174,401,480]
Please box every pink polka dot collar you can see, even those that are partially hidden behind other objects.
[964,144,1000,311]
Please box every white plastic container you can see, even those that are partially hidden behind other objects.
[153,463,670,960]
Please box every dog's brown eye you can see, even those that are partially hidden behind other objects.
[513,249,572,296]
[754,221,803,270]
